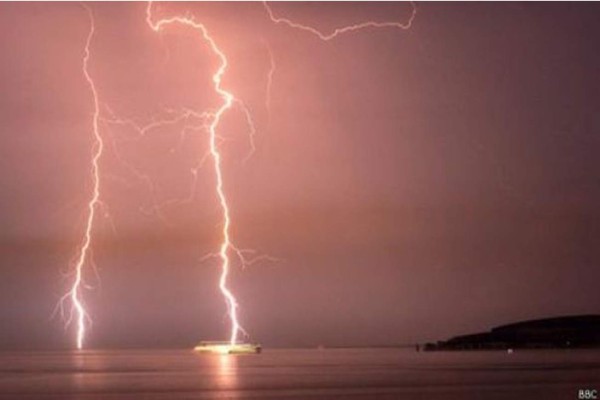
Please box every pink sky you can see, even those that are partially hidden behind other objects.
[0,2,598,349]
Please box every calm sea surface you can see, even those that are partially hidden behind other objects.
[0,348,598,399]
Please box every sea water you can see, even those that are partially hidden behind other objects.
[0,348,598,399]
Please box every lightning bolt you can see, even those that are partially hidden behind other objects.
[101,107,212,225]
[263,1,417,40]
[264,42,276,124]
[55,1,414,351]
[138,1,415,349]
[60,5,103,350]
[146,2,247,346]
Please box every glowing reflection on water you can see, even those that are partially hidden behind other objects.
[213,353,239,392]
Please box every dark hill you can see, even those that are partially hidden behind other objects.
[423,315,600,351]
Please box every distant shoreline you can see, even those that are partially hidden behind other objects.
[422,314,600,352]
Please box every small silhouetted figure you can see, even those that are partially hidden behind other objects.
[415,344,420,352]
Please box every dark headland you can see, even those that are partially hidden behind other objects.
[423,315,600,351]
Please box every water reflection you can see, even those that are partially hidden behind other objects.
[213,354,239,392]
[67,350,110,391]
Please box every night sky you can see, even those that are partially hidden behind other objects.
[0,2,598,349]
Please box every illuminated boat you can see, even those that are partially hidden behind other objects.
[193,341,262,354]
